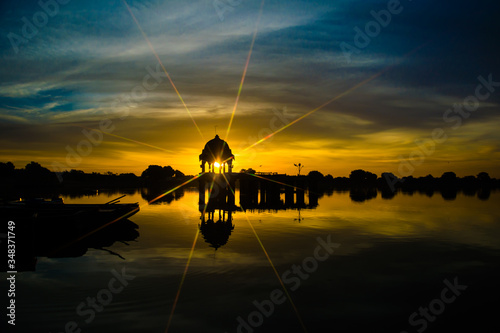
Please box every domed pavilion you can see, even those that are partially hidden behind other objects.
[199,135,235,173]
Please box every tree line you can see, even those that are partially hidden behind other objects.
[0,161,497,200]
[0,162,187,200]
[303,169,499,199]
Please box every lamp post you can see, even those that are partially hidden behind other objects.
[294,163,304,176]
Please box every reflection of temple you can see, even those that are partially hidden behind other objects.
[199,209,235,250]
[196,135,324,248]
[198,135,238,249]
[198,185,238,250]
[238,174,319,211]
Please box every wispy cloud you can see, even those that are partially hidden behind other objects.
[0,0,499,176]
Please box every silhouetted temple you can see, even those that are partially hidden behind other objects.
[195,135,322,250]
[199,135,234,173]
[198,135,237,250]
[198,134,236,211]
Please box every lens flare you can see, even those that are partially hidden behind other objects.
[123,0,204,141]
[225,0,265,142]
[242,40,432,152]
[220,176,309,333]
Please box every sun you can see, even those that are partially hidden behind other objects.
[214,162,220,168]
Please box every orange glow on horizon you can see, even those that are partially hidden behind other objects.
[11,131,498,179]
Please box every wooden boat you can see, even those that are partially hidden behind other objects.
[1,195,140,221]
[1,195,141,272]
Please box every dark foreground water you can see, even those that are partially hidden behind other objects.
[3,188,500,333]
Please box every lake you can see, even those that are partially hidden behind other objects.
[6,187,500,333]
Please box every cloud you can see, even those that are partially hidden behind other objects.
[0,0,499,176]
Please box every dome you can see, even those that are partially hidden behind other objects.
[199,135,234,164]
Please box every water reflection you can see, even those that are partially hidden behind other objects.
[141,186,185,204]
[199,210,235,250]
[238,182,319,211]
[8,187,500,333]
[198,179,238,249]
[1,209,139,272]
[349,187,378,202]
[195,176,324,249]
[372,187,492,202]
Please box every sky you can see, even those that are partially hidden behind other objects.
[0,0,499,177]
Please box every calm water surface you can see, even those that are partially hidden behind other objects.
[9,189,500,333]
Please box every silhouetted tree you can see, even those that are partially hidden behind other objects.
[241,168,256,174]
[118,173,139,183]
[25,161,45,173]
[140,165,179,187]
[24,161,54,179]
[349,169,377,185]
[379,172,400,197]
[477,172,490,183]
[477,172,492,198]
[381,172,398,180]
[307,171,324,191]
[438,172,458,200]
[440,171,458,191]
[379,172,400,191]
[0,161,15,175]
[22,161,58,190]
[64,169,86,182]
[174,170,185,177]
[441,171,457,182]
[141,165,175,180]
[461,175,477,196]
[164,166,175,177]
[0,162,17,198]
[307,170,324,180]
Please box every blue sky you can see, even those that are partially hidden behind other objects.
[1,0,499,176]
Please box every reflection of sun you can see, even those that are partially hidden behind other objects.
[214,162,220,168]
